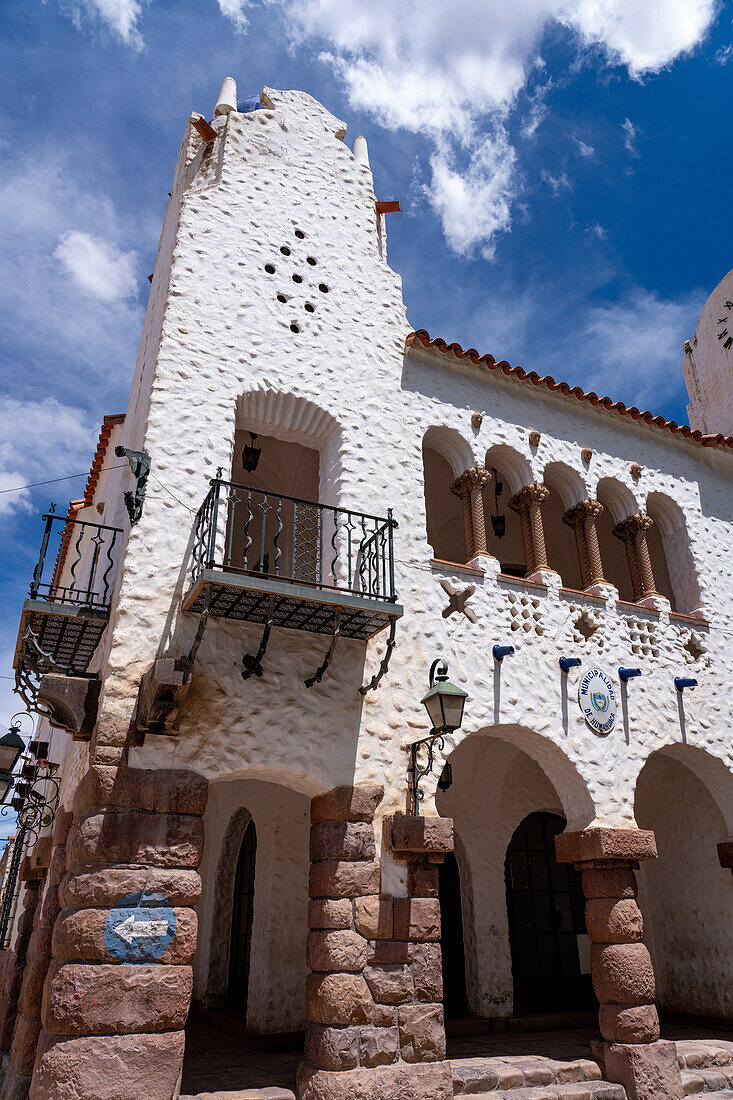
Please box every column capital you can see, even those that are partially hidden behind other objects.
[555,827,657,865]
[508,481,550,512]
[563,498,604,528]
[450,465,491,498]
[612,512,654,542]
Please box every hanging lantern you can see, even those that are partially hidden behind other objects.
[490,467,506,539]
[242,432,262,473]
[437,762,453,792]
[0,729,24,776]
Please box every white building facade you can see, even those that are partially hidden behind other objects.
[2,80,733,1100]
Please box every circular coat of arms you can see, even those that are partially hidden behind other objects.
[577,668,617,735]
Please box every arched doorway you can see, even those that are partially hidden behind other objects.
[504,812,594,1014]
[439,852,468,1017]
[227,819,257,1010]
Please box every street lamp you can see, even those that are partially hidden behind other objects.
[410,659,468,815]
[0,729,24,777]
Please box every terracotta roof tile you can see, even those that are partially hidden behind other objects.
[406,329,733,453]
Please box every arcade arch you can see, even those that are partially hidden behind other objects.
[634,747,733,1019]
[646,492,702,614]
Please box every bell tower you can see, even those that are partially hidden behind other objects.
[683,267,733,435]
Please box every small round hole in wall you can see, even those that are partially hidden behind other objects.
[280,245,291,256]
[265,264,275,274]
[277,294,288,303]
[304,302,315,313]
[290,322,300,333]
[318,283,329,293]
[294,229,305,239]
[292,273,303,283]
[306,256,317,266]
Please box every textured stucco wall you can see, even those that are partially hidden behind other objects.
[636,753,733,1018]
[195,776,310,1033]
[42,84,733,1019]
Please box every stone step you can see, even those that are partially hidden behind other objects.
[682,1066,733,1094]
[464,1084,626,1099]
[180,1088,296,1099]
[452,1055,604,1093]
[677,1040,733,1071]
[685,1093,733,1099]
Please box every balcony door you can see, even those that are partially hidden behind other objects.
[226,432,321,583]
[227,819,257,1011]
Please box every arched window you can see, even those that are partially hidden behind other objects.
[595,478,639,602]
[542,463,587,591]
[227,819,257,1010]
[423,445,466,563]
[484,445,533,577]
[646,493,701,614]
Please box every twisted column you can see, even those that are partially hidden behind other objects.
[451,467,491,562]
[509,483,550,576]
[563,499,606,590]
[612,514,658,601]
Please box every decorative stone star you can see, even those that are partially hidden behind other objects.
[440,579,478,623]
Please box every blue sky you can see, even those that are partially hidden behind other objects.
[0,0,731,805]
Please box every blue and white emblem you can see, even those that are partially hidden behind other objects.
[578,668,617,735]
[104,892,175,962]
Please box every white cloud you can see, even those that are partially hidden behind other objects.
[578,286,702,409]
[217,0,250,30]
[715,43,733,64]
[622,117,639,155]
[541,168,572,194]
[0,398,98,517]
[428,132,518,258]
[282,0,717,256]
[55,231,138,302]
[67,0,146,48]
[574,137,595,158]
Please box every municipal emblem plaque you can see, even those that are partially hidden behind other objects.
[577,668,617,736]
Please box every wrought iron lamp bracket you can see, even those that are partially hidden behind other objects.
[408,731,446,816]
[114,446,151,526]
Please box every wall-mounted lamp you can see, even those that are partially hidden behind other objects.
[493,645,515,662]
[242,432,262,473]
[559,657,582,673]
[490,467,506,539]
[410,658,468,815]
[619,667,642,683]
[675,677,698,692]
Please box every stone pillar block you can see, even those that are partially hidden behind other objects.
[29,1029,186,1100]
[599,1039,683,1100]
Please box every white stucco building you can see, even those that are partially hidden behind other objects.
[2,78,733,1100]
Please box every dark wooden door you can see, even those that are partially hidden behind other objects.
[505,812,595,1014]
[227,819,257,1010]
[439,852,469,1017]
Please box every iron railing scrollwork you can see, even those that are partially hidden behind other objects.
[191,475,398,603]
[29,510,123,611]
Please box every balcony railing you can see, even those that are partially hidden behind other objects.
[184,477,401,641]
[29,511,122,611]
[14,513,123,698]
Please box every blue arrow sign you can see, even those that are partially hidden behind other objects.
[104,891,175,962]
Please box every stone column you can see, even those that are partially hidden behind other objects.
[299,785,453,1100]
[612,514,659,604]
[2,815,71,1100]
[28,765,207,1100]
[450,467,491,566]
[556,827,683,1100]
[563,500,608,593]
[508,483,552,582]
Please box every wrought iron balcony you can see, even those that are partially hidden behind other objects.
[13,511,122,709]
[183,477,402,643]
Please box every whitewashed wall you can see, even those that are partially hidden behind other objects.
[52,84,733,1022]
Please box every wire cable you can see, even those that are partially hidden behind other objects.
[0,464,128,496]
